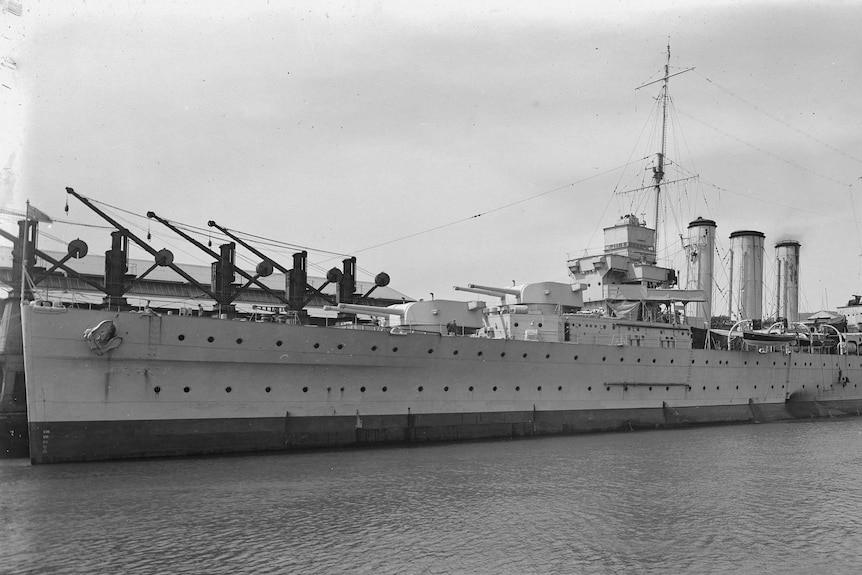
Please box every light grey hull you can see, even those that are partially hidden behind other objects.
[21,304,862,463]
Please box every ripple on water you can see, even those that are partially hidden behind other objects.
[2,418,862,574]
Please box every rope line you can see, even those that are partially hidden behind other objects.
[698,71,862,165]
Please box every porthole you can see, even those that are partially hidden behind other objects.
[652,359,656,363]
[276,340,283,347]
[392,347,399,352]
[606,387,610,391]
[620,357,624,362]
[469,386,474,392]
[501,352,506,358]
[514,322,519,327]
[183,386,190,393]
[670,359,674,364]
[265,386,272,393]
[302,387,308,393]
[588,386,592,391]
[337,344,344,350]
[637,358,641,363]
[537,386,542,391]
[493,386,498,391]
[236,338,243,344]
[428,349,434,354]
[178,334,185,341]
[523,353,528,359]
[545,354,550,359]
[314,343,320,349]
[444,386,449,392]
[453,350,459,356]
[602,356,607,362]
[154,386,161,394]
[207,336,215,343]
[716,386,720,390]
[225,386,232,393]
[372,345,378,351]
[418,386,423,392]
[574,355,578,360]
[382,386,387,392]
[515,386,520,391]
[665,386,669,391]
[360,386,366,392]
[478,351,484,357]
[538,323,543,328]
[557,386,562,391]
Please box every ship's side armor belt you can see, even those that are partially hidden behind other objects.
[83,320,123,355]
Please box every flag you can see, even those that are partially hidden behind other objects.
[26,203,53,224]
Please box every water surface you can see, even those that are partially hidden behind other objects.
[3,419,862,574]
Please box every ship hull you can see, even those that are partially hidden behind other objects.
[22,304,862,463]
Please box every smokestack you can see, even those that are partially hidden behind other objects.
[775,240,801,323]
[729,230,765,321]
[686,217,716,326]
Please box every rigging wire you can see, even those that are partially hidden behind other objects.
[698,177,859,224]
[349,159,647,257]
[676,107,851,187]
[850,178,862,291]
[697,71,862,166]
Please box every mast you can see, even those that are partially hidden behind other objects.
[653,42,670,251]
[635,42,693,257]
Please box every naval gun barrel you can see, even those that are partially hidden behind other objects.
[453,283,520,298]
[323,303,407,317]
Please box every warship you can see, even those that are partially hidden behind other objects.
[3,51,862,464]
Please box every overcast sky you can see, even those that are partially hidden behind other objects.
[2,0,861,313]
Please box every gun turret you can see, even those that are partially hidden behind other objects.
[453,283,521,300]
[456,281,584,309]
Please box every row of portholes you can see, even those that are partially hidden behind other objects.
[177,334,285,347]
[273,383,786,394]
[154,386,274,394]
[317,344,859,368]
[154,382,857,395]
[172,335,862,370]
